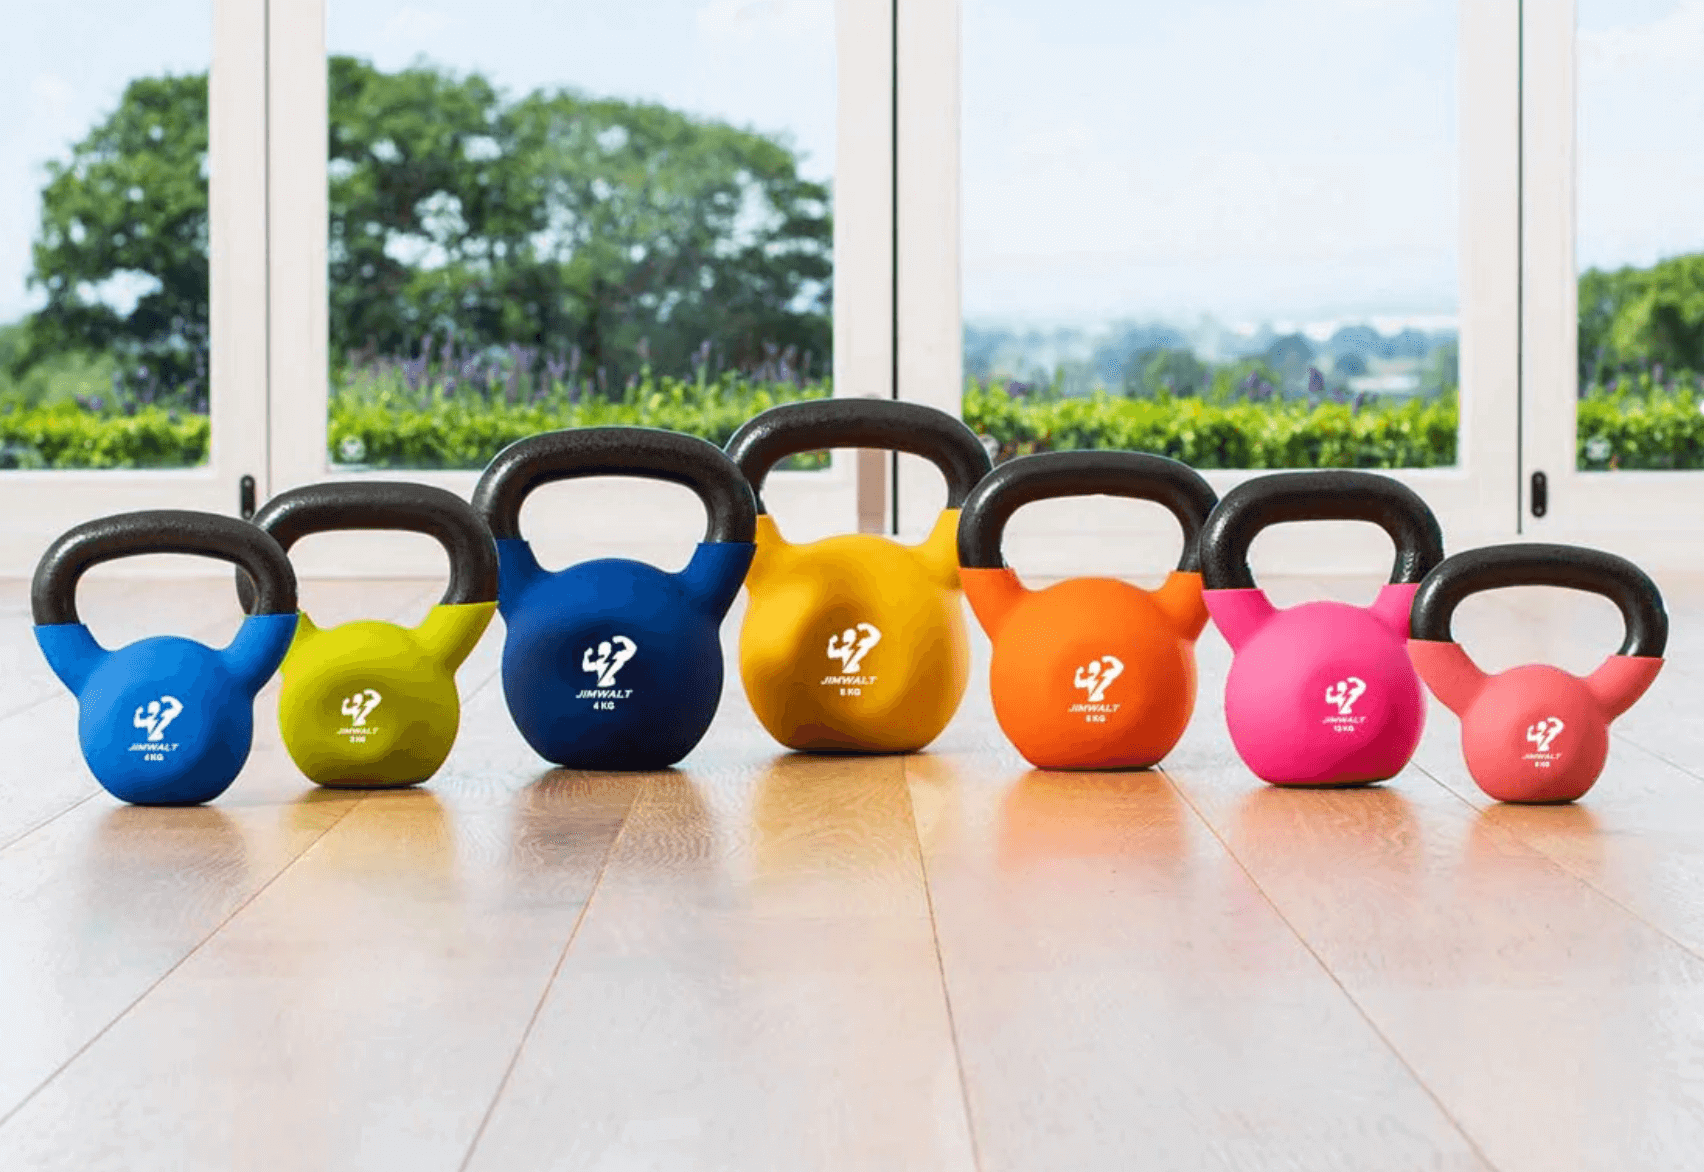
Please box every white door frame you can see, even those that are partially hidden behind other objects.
[898,0,1523,578]
[1519,0,1704,571]
[0,0,269,576]
[263,0,892,577]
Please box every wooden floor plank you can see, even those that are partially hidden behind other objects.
[462,750,978,1172]
[0,580,453,1125]
[904,573,1486,1170]
[0,756,362,1120]
[906,747,1491,1171]
[3,572,1703,1170]
[1408,576,1704,969]
[0,666,637,1172]
[460,602,976,1172]
[1163,579,1704,1172]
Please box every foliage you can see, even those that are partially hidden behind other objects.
[1577,370,1704,470]
[14,59,832,404]
[11,74,209,405]
[328,372,830,469]
[0,405,207,469]
[325,56,831,382]
[0,321,120,410]
[964,380,1459,468]
[26,376,1704,473]
[1579,252,1704,384]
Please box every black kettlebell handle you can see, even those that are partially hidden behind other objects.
[33,509,298,626]
[1410,542,1667,657]
[724,399,993,513]
[473,426,758,544]
[957,450,1219,572]
[239,481,499,611]
[1199,470,1444,590]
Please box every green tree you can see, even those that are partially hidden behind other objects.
[1126,348,1208,397]
[14,74,209,404]
[1606,253,1704,377]
[16,58,833,403]
[1579,253,1704,384]
[327,56,831,380]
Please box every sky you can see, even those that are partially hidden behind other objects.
[2,0,1701,330]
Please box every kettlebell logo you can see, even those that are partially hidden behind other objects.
[582,636,638,688]
[1073,656,1124,703]
[1526,717,1565,755]
[340,689,382,728]
[133,695,184,742]
[1324,677,1367,716]
[827,623,882,674]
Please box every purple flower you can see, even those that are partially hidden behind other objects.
[403,356,427,392]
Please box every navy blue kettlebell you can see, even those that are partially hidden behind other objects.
[472,426,758,769]
[33,510,299,805]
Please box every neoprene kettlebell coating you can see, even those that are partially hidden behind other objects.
[243,481,500,789]
[956,450,1219,770]
[1408,542,1667,804]
[724,399,993,754]
[1198,470,1445,787]
[472,426,757,771]
[33,510,300,806]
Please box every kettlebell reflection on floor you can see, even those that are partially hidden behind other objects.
[510,768,689,881]
[996,770,1190,874]
[749,753,923,890]
[1231,783,1424,898]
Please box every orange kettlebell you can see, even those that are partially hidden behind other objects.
[957,450,1218,770]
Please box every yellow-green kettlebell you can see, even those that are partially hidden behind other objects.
[241,481,498,787]
[725,399,993,753]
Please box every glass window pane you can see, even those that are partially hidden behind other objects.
[961,0,1460,469]
[1575,0,1704,471]
[0,2,210,469]
[326,0,836,470]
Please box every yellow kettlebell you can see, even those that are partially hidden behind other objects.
[242,481,498,787]
[725,399,993,752]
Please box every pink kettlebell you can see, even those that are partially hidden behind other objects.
[1407,543,1666,804]
[1200,471,1444,787]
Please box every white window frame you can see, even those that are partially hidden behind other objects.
[899,0,1524,577]
[1519,0,1704,571]
[12,1,1617,582]
[0,0,269,575]
[263,0,894,578]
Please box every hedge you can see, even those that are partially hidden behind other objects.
[0,406,208,469]
[963,382,1458,468]
[1576,372,1704,470]
[328,375,829,469]
[9,374,1704,472]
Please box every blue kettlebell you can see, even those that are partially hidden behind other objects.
[472,426,758,769]
[33,509,299,806]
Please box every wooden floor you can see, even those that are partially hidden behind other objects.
[3,570,1703,1171]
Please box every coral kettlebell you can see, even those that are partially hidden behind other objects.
[472,426,757,769]
[1200,471,1444,786]
[33,510,299,806]
[726,399,993,753]
[957,450,1219,769]
[1408,543,1666,803]
[243,481,499,788]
